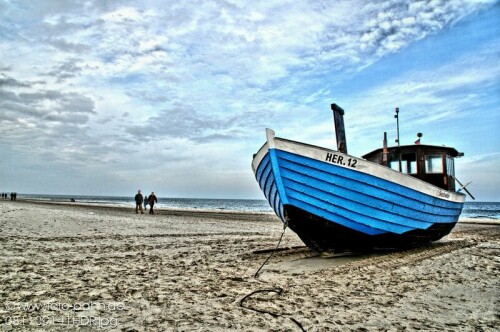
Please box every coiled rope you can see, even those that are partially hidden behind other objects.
[239,225,306,331]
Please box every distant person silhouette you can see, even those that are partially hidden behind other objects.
[148,192,157,214]
[144,194,149,210]
[134,190,144,214]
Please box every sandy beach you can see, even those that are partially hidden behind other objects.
[1,200,498,331]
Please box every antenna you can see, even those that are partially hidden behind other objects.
[394,107,402,172]
[394,107,400,148]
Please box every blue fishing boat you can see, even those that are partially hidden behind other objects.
[252,104,469,251]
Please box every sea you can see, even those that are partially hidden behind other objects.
[16,194,500,220]
[19,194,274,213]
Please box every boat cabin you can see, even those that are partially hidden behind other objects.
[329,103,464,192]
[362,144,463,191]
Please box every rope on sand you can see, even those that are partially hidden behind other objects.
[239,288,284,318]
[239,288,306,332]
[238,225,307,331]
[254,225,287,279]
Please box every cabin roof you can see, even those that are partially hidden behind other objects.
[362,144,462,159]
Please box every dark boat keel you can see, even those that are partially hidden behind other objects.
[284,205,457,252]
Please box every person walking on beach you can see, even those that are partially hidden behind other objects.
[148,192,157,214]
[135,190,144,214]
[144,194,149,210]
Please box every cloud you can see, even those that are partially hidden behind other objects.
[0,76,31,88]
[358,43,499,123]
[125,101,261,144]
[0,0,497,197]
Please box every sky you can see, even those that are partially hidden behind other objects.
[0,0,499,201]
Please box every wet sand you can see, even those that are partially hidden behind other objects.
[1,200,499,331]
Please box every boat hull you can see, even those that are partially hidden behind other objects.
[285,205,457,251]
[252,130,465,252]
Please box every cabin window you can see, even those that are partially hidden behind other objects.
[389,153,417,174]
[425,155,444,174]
[389,161,399,171]
[446,155,455,176]
[403,153,417,174]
